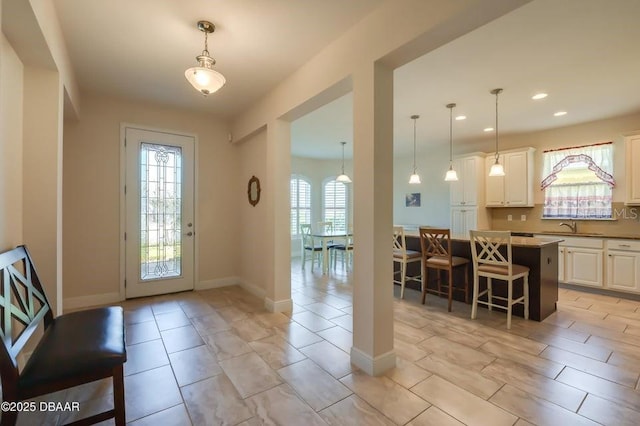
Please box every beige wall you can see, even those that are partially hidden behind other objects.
[453,111,640,235]
[0,33,24,250]
[62,93,239,304]
[237,129,268,295]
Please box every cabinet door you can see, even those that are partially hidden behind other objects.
[450,158,465,205]
[451,207,478,239]
[462,157,478,206]
[566,248,603,287]
[504,151,528,206]
[607,250,640,292]
[558,247,565,283]
[626,135,640,205]
[464,208,477,235]
[485,156,505,206]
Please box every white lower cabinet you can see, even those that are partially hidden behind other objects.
[451,207,477,239]
[538,235,640,294]
[565,247,604,287]
[606,240,640,293]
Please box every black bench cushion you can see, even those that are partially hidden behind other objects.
[18,307,126,391]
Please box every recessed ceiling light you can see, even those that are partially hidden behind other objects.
[532,93,548,100]
[483,127,494,132]
[455,115,466,121]
[554,111,567,116]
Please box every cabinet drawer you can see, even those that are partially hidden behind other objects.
[606,239,640,252]
[558,237,604,249]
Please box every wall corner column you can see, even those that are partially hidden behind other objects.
[351,61,395,375]
[265,119,292,312]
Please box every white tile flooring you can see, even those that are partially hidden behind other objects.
[15,260,640,425]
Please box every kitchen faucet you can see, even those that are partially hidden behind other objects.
[559,220,577,234]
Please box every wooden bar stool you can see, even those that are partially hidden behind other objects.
[469,230,529,329]
[393,226,423,299]
[418,227,469,312]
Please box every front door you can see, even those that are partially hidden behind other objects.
[124,127,195,298]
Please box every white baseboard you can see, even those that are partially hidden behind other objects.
[265,297,293,313]
[239,279,266,299]
[350,347,396,376]
[63,292,122,311]
[197,276,240,290]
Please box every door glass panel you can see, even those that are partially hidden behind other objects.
[140,143,182,280]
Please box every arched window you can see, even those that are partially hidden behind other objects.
[541,142,614,219]
[323,179,348,233]
[290,175,311,236]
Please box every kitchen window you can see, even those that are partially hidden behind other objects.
[290,175,311,236]
[323,179,348,233]
[541,142,614,219]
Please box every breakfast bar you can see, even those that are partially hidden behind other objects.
[405,234,563,321]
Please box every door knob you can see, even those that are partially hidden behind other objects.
[186,231,193,236]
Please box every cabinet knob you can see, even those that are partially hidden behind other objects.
[461,201,466,205]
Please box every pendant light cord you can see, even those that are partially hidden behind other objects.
[493,88,502,161]
[412,115,418,173]
[341,141,346,174]
[449,106,453,164]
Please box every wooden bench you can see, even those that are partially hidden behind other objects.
[0,246,126,425]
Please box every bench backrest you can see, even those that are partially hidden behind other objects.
[0,246,53,376]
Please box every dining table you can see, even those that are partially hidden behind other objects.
[311,230,353,274]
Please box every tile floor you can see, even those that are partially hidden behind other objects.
[16,261,640,425]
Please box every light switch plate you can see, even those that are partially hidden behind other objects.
[521,214,527,221]
[507,214,513,221]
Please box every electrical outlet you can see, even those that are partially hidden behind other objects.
[507,214,512,221]
[521,214,527,221]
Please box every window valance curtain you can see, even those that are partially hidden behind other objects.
[541,142,614,219]
[541,142,615,190]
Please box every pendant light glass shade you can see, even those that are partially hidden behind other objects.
[336,141,351,183]
[185,21,226,96]
[409,115,421,184]
[488,88,506,177]
[445,167,459,182]
[444,103,459,182]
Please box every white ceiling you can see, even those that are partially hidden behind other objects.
[53,0,385,118]
[292,0,640,159]
[50,0,640,160]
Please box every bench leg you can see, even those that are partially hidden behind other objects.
[1,407,18,426]
[113,365,126,426]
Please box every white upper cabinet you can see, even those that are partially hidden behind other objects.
[625,133,640,205]
[450,154,485,206]
[485,147,535,207]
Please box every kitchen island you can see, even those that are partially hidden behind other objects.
[404,233,562,321]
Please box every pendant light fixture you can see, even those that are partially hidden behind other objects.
[444,103,459,182]
[489,88,506,177]
[336,141,352,183]
[185,21,226,96]
[409,115,421,184]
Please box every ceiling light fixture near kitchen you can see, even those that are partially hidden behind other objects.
[554,111,567,116]
[336,141,352,183]
[409,115,421,184]
[489,88,506,177]
[185,20,226,96]
[455,115,467,121]
[445,103,459,182]
[532,93,548,100]
[484,127,494,132]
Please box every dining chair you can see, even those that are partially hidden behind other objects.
[469,230,529,329]
[300,224,323,271]
[418,227,469,312]
[332,232,354,271]
[393,226,423,299]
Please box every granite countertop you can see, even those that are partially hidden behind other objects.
[403,229,563,248]
[532,231,640,240]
